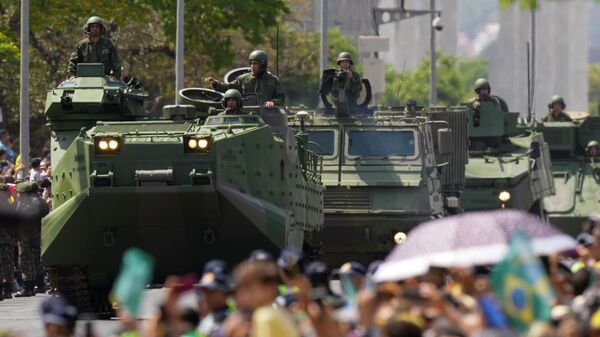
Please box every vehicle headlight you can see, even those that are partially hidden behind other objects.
[95,137,121,155]
[185,136,210,153]
[498,191,511,203]
[394,232,407,245]
[198,138,209,149]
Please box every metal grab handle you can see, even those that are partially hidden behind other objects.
[135,169,173,182]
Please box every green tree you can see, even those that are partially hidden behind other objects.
[381,53,488,107]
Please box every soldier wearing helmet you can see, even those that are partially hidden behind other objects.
[468,78,509,112]
[331,51,362,114]
[205,50,285,109]
[542,95,572,122]
[67,16,122,80]
[217,89,243,115]
[587,140,599,158]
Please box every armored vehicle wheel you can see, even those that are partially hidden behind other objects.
[178,88,223,111]
[49,266,114,317]
[224,67,251,84]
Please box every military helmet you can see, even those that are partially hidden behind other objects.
[587,140,600,151]
[474,78,491,93]
[249,50,268,69]
[548,95,566,109]
[84,16,106,34]
[221,89,242,108]
[336,52,353,65]
[15,181,39,194]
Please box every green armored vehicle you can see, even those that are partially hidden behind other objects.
[288,100,468,264]
[459,101,555,213]
[538,115,600,235]
[43,64,323,312]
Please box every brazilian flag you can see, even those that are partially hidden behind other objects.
[490,231,555,332]
[111,248,155,316]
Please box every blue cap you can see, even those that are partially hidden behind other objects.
[40,296,78,327]
[198,270,230,292]
[339,261,366,277]
[277,247,305,274]
[576,233,596,247]
[249,249,274,262]
[305,261,329,286]
[203,259,228,275]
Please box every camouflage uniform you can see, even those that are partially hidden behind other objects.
[217,108,241,116]
[0,228,15,299]
[15,182,49,296]
[212,72,285,107]
[468,95,509,113]
[331,70,362,114]
[68,37,122,78]
[542,111,572,122]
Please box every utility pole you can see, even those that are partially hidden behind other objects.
[530,8,536,117]
[175,0,184,104]
[319,0,328,77]
[20,0,29,177]
[319,0,328,107]
[429,0,437,105]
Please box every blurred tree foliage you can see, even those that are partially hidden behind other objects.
[0,0,359,154]
[380,53,488,107]
[590,64,600,116]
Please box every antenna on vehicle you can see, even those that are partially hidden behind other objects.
[527,41,532,124]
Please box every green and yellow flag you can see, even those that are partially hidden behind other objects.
[111,248,154,316]
[490,231,555,332]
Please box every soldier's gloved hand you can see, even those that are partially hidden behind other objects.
[472,101,481,110]
[265,101,275,109]
[347,70,353,79]
[204,76,217,84]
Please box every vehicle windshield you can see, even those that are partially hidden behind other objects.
[347,130,416,157]
[307,130,335,155]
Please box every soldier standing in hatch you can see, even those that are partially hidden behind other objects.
[205,50,285,108]
[218,89,243,116]
[14,182,49,296]
[542,95,573,122]
[468,78,509,113]
[67,16,122,80]
[331,52,362,114]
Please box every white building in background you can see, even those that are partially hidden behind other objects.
[309,0,590,116]
[490,0,590,118]
[310,0,458,70]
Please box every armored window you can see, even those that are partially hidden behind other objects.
[347,130,416,157]
[307,130,335,156]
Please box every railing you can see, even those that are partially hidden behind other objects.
[302,149,323,184]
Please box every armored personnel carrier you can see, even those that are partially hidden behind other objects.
[42,64,323,312]
[538,115,600,235]
[288,95,468,264]
[460,102,555,214]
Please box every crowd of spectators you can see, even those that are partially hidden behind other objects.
[0,129,52,208]
[11,214,600,337]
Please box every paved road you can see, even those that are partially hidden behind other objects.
[0,289,198,337]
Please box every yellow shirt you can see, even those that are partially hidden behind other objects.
[251,306,300,337]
